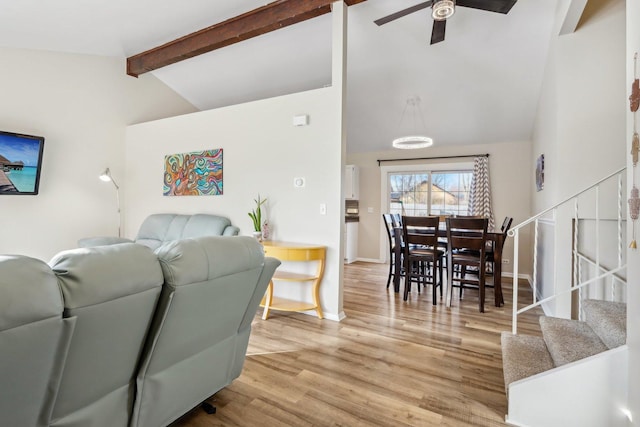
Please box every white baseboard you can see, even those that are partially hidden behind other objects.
[502,272,533,286]
[298,309,345,322]
[355,257,384,263]
[323,311,346,322]
[504,416,528,427]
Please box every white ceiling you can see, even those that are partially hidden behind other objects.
[0,0,558,153]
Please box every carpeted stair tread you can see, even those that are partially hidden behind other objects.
[582,299,627,349]
[501,332,554,389]
[539,316,608,367]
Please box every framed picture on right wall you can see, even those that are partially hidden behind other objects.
[536,154,545,192]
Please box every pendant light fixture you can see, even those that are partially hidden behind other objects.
[392,96,434,150]
[432,0,456,21]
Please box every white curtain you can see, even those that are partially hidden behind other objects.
[468,156,495,231]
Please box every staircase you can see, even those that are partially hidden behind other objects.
[502,168,630,427]
[502,299,626,390]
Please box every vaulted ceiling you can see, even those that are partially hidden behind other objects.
[0,0,559,152]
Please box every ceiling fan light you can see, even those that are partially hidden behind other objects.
[432,0,456,21]
[392,136,434,150]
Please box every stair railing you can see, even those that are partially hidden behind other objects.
[509,167,627,334]
[575,252,627,312]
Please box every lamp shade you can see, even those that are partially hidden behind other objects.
[99,168,112,182]
[99,168,119,189]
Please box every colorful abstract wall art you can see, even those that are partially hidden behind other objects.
[163,149,223,196]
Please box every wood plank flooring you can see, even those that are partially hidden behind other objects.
[172,262,543,427]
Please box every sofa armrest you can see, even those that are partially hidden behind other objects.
[77,236,134,248]
[223,225,240,236]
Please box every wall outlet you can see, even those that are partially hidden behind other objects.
[320,203,327,215]
[502,259,510,264]
[367,207,374,214]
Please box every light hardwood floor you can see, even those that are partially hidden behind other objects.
[173,262,543,427]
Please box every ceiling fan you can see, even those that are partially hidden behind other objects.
[374,0,517,45]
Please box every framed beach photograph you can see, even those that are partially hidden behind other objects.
[0,130,45,195]
[536,154,545,192]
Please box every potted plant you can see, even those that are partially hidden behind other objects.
[248,195,267,240]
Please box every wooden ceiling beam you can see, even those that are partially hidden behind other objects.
[127,0,366,77]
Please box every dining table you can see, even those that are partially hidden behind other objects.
[392,226,506,308]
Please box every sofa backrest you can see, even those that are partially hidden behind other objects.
[0,255,71,427]
[130,236,280,427]
[135,213,240,250]
[49,243,164,427]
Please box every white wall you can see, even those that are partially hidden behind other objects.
[0,47,196,260]
[626,0,640,422]
[346,141,533,276]
[124,3,348,321]
[124,86,345,319]
[530,0,627,317]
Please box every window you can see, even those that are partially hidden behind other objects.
[389,170,472,217]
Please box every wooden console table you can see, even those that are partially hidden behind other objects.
[260,241,326,320]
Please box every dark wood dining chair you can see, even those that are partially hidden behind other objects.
[382,214,402,289]
[485,216,512,304]
[457,216,512,305]
[446,217,489,312]
[401,216,444,304]
[487,216,513,269]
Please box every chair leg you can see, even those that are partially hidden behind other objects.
[438,258,443,298]
[403,259,411,301]
[479,266,486,313]
[386,249,394,289]
[431,259,438,305]
[201,401,217,414]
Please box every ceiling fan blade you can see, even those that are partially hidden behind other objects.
[456,0,517,14]
[430,19,446,44]
[374,1,433,26]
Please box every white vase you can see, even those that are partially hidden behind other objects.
[252,231,262,241]
[262,221,270,240]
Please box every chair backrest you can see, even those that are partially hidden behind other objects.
[496,216,514,251]
[382,214,396,248]
[391,213,402,228]
[131,236,280,427]
[501,216,514,233]
[446,217,488,253]
[49,243,164,427]
[0,256,69,427]
[402,216,440,250]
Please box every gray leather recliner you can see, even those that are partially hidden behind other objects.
[48,243,165,427]
[0,256,73,427]
[131,236,280,427]
[1,235,277,427]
